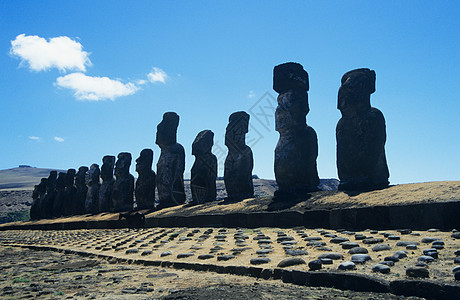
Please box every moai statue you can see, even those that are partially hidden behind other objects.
[273,62,320,198]
[41,171,57,219]
[85,163,100,214]
[75,166,89,215]
[156,112,186,209]
[112,152,135,212]
[135,149,156,210]
[63,169,77,216]
[52,172,66,217]
[224,111,254,201]
[99,155,115,212]
[30,178,46,220]
[336,68,389,191]
[190,130,217,204]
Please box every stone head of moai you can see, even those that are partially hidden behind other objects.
[338,68,375,116]
[225,111,249,151]
[56,172,66,190]
[75,166,88,187]
[115,152,132,179]
[38,178,47,194]
[136,149,153,174]
[273,62,310,132]
[65,169,76,187]
[192,130,214,156]
[88,164,100,185]
[46,171,57,192]
[101,156,115,181]
[156,112,179,147]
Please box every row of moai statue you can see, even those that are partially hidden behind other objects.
[30,62,389,220]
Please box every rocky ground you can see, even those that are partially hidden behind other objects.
[1,226,459,299]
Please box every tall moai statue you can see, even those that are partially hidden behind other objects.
[52,172,66,217]
[75,166,89,215]
[190,130,217,204]
[156,112,186,209]
[30,178,46,220]
[99,155,115,212]
[41,171,57,218]
[336,68,389,191]
[273,62,319,197]
[112,152,135,212]
[85,163,100,214]
[63,169,77,216]
[135,149,156,210]
[224,111,254,201]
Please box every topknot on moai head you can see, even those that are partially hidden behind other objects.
[156,112,180,147]
[136,149,153,172]
[65,169,76,187]
[273,62,309,94]
[101,156,115,181]
[88,163,100,184]
[192,130,214,156]
[115,152,132,176]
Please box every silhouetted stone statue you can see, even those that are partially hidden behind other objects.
[336,68,389,191]
[273,62,320,198]
[52,172,66,217]
[30,178,46,220]
[135,149,156,210]
[75,166,88,215]
[224,111,254,201]
[156,112,186,208]
[41,171,57,218]
[99,155,115,212]
[190,130,217,204]
[63,169,77,216]
[85,163,100,214]
[112,152,134,212]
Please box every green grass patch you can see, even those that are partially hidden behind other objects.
[12,277,30,284]
[0,210,30,224]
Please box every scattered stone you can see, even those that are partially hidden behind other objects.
[354,234,366,240]
[277,257,306,268]
[285,249,308,256]
[372,244,391,252]
[308,259,322,271]
[372,264,391,274]
[351,254,372,264]
[304,237,322,241]
[316,247,332,251]
[396,241,419,247]
[380,261,394,267]
[423,249,438,259]
[393,250,408,259]
[250,257,271,265]
[406,266,429,278]
[428,228,440,232]
[256,249,273,255]
[348,247,368,254]
[330,237,349,244]
[397,229,412,235]
[384,256,399,263]
[318,253,343,260]
[126,248,139,254]
[421,237,441,243]
[307,241,326,247]
[160,252,172,257]
[341,242,359,249]
[141,250,152,256]
[406,245,418,250]
[387,235,400,240]
[455,250,460,256]
[452,232,460,239]
[415,262,428,268]
[324,233,337,238]
[338,261,356,271]
[217,255,235,261]
[454,257,460,264]
[198,254,214,260]
[417,256,434,263]
[319,258,333,264]
[363,238,384,244]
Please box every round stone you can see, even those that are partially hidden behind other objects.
[372,264,391,274]
[126,248,139,254]
[308,259,322,271]
[384,256,399,262]
[354,235,366,240]
[256,249,273,255]
[432,241,445,246]
[453,266,460,273]
[372,244,392,252]
[160,251,172,257]
[454,257,460,264]
[406,266,429,278]
[319,258,333,264]
[318,252,343,260]
[341,242,360,249]
[304,237,322,241]
[277,236,295,242]
[198,254,214,260]
[285,249,308,256]
[251,257,271,265]
[452,232,460,239]
[307,241,326,247]
[141,250,152,256]
[455,249,460,256]
[415,262,428,268]
[349,247,369,254]
[177,252,194,259]
[432,244,444,250]
[324,233,338,238]
[351,254,372,264]
[421,237,441,243]
[387,235,400,240]
[316,247,332,251]
[393,250,408,259]
[363,238,384,245]
[418,255,434,263]
[330,237,349,244]
[380,260,394,266]
[396,241,420,247]
[338,261,356,271]
[406,245,418,250]
[217,255,235,261]
[277,257,306,268]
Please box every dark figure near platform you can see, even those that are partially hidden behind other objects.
[156,112,186,209]
[119,211,146,228]
[190,130,217,204]
[135,149,156,210]
[52,172,66,217]
[273,62,320,198]
[112,152,135,212]
[63,169,77,216]
[99,155,115,213]
[224,111,254,201]
[85,163,100,214]
[75,166,89,215]
[30,178,47,220]
[41,171,57,219]
[336,68,389,191]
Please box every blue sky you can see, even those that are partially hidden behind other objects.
[1,1,459,184]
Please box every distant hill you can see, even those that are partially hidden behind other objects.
[0,166,65,191]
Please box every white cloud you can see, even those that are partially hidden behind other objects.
[29,136,40,141]
[54,136,64,142]
[248,90,255,98]
[10,34,91,72]
[147,67,168,84]
[55,73,139,101]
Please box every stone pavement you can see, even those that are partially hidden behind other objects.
[0,227,459,299]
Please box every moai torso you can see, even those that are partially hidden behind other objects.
[63,169,77,216]
[191,130,217,204]
[135,149,156,210]
[112,153,134,212]
[52,172,66,217]
[30,178,46,220]
[156,112,186,208]
[224,111,254,201]
[273,63,319,197]
[41,171,57,219]
[75,166,89,215]
[99,156,115,212]
[85,163,100,214]
[336,68,389,191]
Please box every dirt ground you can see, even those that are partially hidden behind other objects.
[0,246,422,299]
